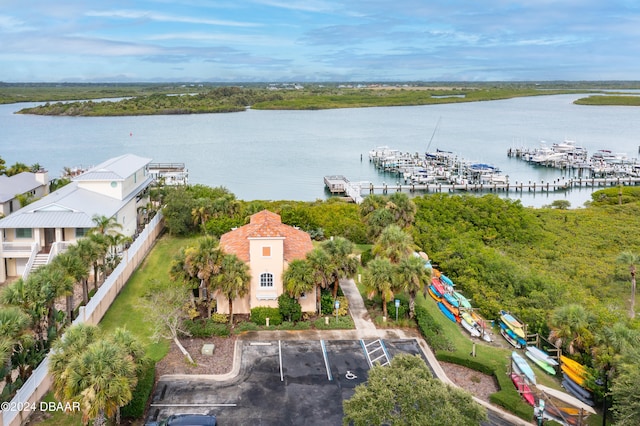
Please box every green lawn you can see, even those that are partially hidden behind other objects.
[35,234,194,426]
[99,234,194,360]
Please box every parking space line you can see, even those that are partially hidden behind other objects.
[320,340,333,381]
[279,340,284,381]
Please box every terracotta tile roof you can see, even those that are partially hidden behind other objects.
[220,210,313,262]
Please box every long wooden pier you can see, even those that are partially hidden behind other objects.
[324,175,640,204]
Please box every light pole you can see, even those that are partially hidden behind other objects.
[334,300,340,322]
[395,299,400,322]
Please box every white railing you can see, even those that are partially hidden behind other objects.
[21,242,40,280]
[45,241,71,264]
[2,242,36,255]
[1,213,164,426]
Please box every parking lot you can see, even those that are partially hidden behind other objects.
[146,338,427,426]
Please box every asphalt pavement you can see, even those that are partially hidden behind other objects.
[145,279,532,426]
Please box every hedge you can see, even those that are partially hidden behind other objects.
[414,305,455,352]
[182,319,231,337]
[121,360,156,420]
[250,307,282,326]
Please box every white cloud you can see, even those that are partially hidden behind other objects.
[0,14,34,32]
[85,9,261,27]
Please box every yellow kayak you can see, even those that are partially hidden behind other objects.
[561,364,585,387]
[560,355,587,377]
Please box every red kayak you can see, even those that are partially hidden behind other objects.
[511,373,535,406]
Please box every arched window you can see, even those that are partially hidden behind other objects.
[260,273,274,288]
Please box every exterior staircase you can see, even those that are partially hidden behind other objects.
[29,253,50,274]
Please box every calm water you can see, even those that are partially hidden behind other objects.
[1,94,639,208]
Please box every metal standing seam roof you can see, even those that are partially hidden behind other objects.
[73,153,151,181]
[0,172,45,203]
[0,154,154,229]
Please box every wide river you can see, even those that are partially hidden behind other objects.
[1,93,639,208]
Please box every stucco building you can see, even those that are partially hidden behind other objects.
[218,210,315,314]
[0,154,153,283]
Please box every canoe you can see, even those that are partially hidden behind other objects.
[525,349,557,375]
[428,286,442,302]
[536,384,597,415]
[544,405,581,426]
[443,292,460,308]
[499,321,527,346]
[438,302,457,323]
[499,310,526,339]
[461,316,481,337]
[512,351,536,384]
[461,311,476,327]
[526,346,559,366]
[510,373,535,406]
[441,298,460,321]
[429,283,443,297]
[453,291,472,309]
[561,364,588,388]
[499,309,524,327]
[440,274,454,286]
[470,310,487,329]
[562,373,594,401]
[562,378,595,407]
[431,277,445,295]
[500,328,522,348]
[560,355,587,377]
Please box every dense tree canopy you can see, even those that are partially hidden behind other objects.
[343,354,486,426]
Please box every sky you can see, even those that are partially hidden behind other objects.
[1,0,639,83]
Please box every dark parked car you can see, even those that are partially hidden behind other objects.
[147,414,217,426]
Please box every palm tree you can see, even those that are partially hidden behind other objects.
[323,237,359,299]
[548,303,594,355]
[362,257,395,319]
[30,265,73,334]
[372,224,414,264]
[91,214,123,235]
[1,278,47,347]
[88,232,109,289]
[72,239,97,303]
[395,255,431,319]
[386,192,417,228]
[182,236,223,316]
[0,306,32,386]
[306,246,333,313]
[214,253,251,325]
[364,208,394,241]
[617,251,639,319]
[50,323,101,398]
[591,322,640,375]
[191,198,213,233]
[282,259,316,300]
[50,324,143,426]
[51,251,87,323]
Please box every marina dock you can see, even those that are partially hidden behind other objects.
[324,175,640,204]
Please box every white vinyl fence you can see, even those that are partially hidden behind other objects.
[1,213,164,426]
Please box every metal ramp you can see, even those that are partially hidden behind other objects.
[361,339,390,367]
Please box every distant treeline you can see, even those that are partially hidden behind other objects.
[4,81,640,116]
[573,94,640,106]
